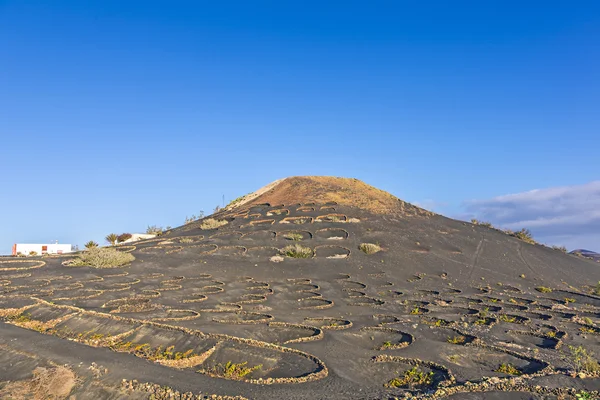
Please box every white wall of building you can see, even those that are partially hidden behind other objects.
[13,243,72,256]
[121,233,156,243]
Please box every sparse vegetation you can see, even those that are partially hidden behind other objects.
[496,363,522,376]
[66,247,134,268]
[281,244,313,258]
[226,195,248,208]
[552,245,568,253]
[498,314,517,323]
[28,251,38,256]
[386,366,434,389]
[283,233,303,241]
[567,345,600,374]
[447,335,466,344]
[359,243,382,254]
[471,219,492,228]
[84,241,98,249]
[508,228,536,244]
[146,225,163,235]
[410,306,423,315]
[576,391,594,399]
[207,361,262,380]
[200,218,228,230]
[185,211,205,224]
[535,286,553,293]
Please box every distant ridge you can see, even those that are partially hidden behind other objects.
[571,248,600,262]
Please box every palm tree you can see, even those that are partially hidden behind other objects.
[84,240,98,249]
[105,233,118,246]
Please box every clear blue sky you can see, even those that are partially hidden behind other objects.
[1,1,599,253]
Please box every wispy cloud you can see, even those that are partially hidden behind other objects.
[462,181,600,250]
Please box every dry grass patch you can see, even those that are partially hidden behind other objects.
[0,366,76,400]
[65,247,134,268]
[200,218,229,230]
[359,243,381,254]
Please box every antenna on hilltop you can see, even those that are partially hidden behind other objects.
[222,194,225,207]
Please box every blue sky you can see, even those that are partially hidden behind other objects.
[1,1,599,253]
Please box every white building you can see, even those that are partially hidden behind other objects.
[12,243,73,256]
[120,233,156,243]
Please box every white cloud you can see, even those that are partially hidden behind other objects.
[463,181,600,251]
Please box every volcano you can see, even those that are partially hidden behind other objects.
[1,176,599,399]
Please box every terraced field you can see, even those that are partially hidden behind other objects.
[1,177,600,399]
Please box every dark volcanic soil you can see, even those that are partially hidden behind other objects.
[1,177,599,399]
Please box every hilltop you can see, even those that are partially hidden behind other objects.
[1,176,600,399]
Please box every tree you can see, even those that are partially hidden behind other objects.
[105,233,118,246]
[84,240,98,249]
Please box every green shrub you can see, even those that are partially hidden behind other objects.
[387,366,433,389]
[568,345,600,374]
[28,251,38,256]
[496,363,522,375]
[447,335,466,344]
[281,244,313,258]
[359,243,382,254]
[200,218,228,230]
[66,247,134,268]
[535,286,552,293]
[208,361,261,380]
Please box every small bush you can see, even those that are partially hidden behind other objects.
[535,286,553,293]
[28,251,38,256]
[117,233,132,243]
[281,244,313,258]
[66,247,134,268]
[447,335,466,344]
[496,363,522,375]
[387,366,433,389]
[84,241,98,249]
[283,233,303,241]
[359,243,382,254]
[568,345,600,374]
[508,228,536,244]
[208,361,261,380]
[200,218,228,230]
[498,314,517,323]
[552,245,568,253]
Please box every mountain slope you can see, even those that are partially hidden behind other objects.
[1,176,599,399]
